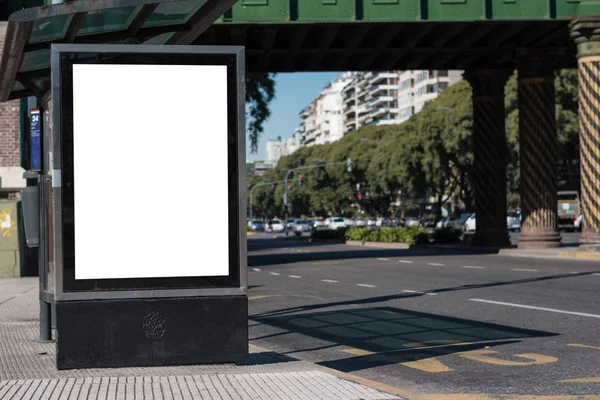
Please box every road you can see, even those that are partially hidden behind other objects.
[247,236,600,398]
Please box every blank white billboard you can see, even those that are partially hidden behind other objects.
[72,63,230,280]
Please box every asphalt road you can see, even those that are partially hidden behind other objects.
[247,236,600,398]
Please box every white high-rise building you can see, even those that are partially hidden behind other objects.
[285,129,301,156]
[266,138,284,163]
[397,70,463,123]
[299,75,353,147]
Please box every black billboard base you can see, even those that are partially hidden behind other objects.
[55,296,248,370]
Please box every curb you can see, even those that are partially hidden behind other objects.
[346,240,411,249]
[558,251,600,260]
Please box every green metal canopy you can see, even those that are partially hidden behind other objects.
[0,0,237,101]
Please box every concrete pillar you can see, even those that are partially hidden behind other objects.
[464,70,510,247]
[572,18,600,249]
[517,61,561,249]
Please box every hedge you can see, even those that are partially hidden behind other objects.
[345,226,430,245]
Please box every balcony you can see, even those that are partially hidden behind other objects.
[368,72,397,85]
[345,107,356,117]
[369,95,393,107]
[299,107,310,118]
[368,84,391,96]
[369,107,386,117]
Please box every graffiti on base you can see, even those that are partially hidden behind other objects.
[0,209,16,238]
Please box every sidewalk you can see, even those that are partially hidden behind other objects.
[0,278,401,400]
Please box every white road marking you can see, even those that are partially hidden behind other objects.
[289,275,302,279]
[322,279,339,283]
[428,263,445,266]
[270,272,280,276]
[569,271,579,274]
[470,299,600,319]
[594,273,600,276]
[357,284,376,288]
[378,258,390,261]
[511,268,540,272]
[253,268,261,271]
[399,260,413,264]
[402,290,419,293]
[426,293,439,296]
[463,266,485,269]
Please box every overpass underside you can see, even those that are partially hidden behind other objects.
[198,21,576,72]
[1,0,600,249]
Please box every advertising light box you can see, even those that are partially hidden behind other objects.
[51,44,246,300]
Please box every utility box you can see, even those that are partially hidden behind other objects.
[0,200,21,278]
[43,44,247,370]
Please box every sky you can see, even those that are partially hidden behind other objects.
[246,72,342,162]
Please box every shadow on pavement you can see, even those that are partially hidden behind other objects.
[251,306,554,373]
[250,270,600,320]
[248,246,499,268]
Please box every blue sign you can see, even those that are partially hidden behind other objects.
[30,109,41,170]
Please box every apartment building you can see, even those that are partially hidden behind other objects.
[343,72,401,134]
[299,75,353,147]
[397,70,463,122]
[266,138,284,163]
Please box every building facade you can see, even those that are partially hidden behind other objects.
[266,138,284,163]
[397,70,463,122]
[298,75,354,147]
[0,22,25,200]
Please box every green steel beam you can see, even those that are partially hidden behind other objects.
[217,0,594,24]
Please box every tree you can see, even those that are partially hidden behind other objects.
[246,73,276,153]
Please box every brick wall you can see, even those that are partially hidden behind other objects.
[0,22,24,197]
[0,22,21,170]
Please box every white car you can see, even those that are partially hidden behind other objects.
[463,213,476,233]
[345,218,356,227]
[355,219,367,227]
[266,219,285,233]
[325,217,347,230]
[574,214,583,232]
[366,219,377,226]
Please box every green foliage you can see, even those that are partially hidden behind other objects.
[311,229,346,241]
[249,69,580,217]
[246,73,276,154]
[345,227,429,245]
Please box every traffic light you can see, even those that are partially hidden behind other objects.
[271,184,276,190]
[288,185,293,190]
[358,193,363,200]
[346,157,352,173]
[299,175,304,186]
[348,195,353,200]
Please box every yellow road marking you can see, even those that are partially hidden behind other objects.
[559,377,600,383]
[458,350,558,366]
[568,343,600,350]
[402,358,453,373]
[403,340,463,349]
[248,295,271,300]
[341,348,373,356]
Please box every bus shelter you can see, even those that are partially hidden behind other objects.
[0,0,248,370]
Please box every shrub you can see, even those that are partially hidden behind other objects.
[344,226,429,245]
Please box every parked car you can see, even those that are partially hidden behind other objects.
[366,218,377,227]
[420,218,436,228]
[436,217,448,230]
[325,217,347,230]
[293,219,311,234]
[557,191,580,232]
[574,214,583,232]
[376,218,391,227]
[453,213,472,232]
[463,213,476,233]
[249,220,264,231]
[506,209,521,232]
[313,218,326,230]
[286,218,297,230]
[405,217,420,227]
[266,219,285,233]
[345,218,356,227]
[355,218,367,227]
